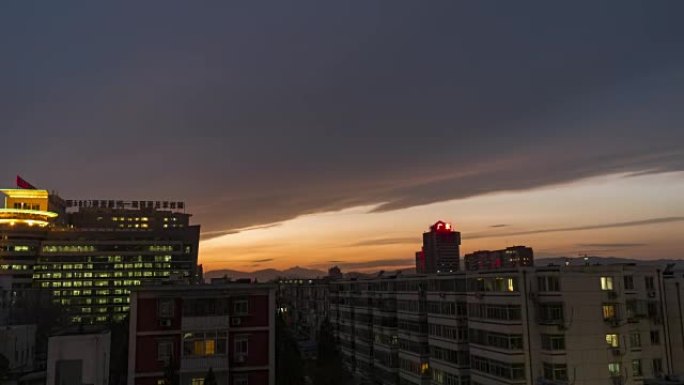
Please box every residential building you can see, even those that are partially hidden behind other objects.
[0,182,200,325]
[46,328,111,385]
[463,246,534,271]
[277,278,330,341]
[330,264,681,385]
[127,283,276,385]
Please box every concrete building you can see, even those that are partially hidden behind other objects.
[0,324,36,373]
[330,264,682,385]
[0,181,200,325]
[46,329,111,385]
[127,283,276,385]
[463,246,534,271]
[416,221,461,274]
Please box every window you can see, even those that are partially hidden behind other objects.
[605,334,620,347]
[157,340,173,362]
[608,363,621,377]
[234,335,249,357]
[183,331,227,356]
[602,304,617,321]
[645,276,655,291]
[653,358,663,374]
[191,379,205,385]
[541,334,565,350]
[630,332,641,348]
[233,299,249,315]
[632,360,642,377]
[158,299,174,318]
[624,276,634,290]
[538,303,564,324]
[650,330,660,345]
[601,277,614,291]
[538,276,560,292]
[234,374,249,385]
[543,363,568,381]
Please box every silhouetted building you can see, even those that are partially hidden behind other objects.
[0,180,200,325]
[417,221,461,274]
[464,246,534,271]
[128,283,276,385]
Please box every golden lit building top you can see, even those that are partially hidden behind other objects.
[0,188,58,227]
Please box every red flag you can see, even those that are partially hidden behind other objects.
[16,175,36,189]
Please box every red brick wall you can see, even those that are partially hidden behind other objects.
[135,335,180,373]
[230,330,269,367]
[231,370,269,385]
[137,297,182,331]
[235,295,270,327]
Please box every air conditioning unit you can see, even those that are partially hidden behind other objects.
[234,355,246,363]
[648,291,657,298]
[159,319,172,327]
[231,317,242,326]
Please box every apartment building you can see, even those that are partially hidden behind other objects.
[329,264,682,385]
[277,278,330,341]
[127,283,276,385]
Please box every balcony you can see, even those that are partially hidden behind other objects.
[181,315,230,330]
[180,355,228,371]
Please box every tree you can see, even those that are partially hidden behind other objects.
[312,318,350,385]
[276,313,305,385]
[0,353,9,380]
[204,367,217,385]
[109,316,129,385]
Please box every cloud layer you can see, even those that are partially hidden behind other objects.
[1,2,683,235]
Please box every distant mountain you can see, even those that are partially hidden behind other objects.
[204,266,326,282]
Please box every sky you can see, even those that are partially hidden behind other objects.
[1,2,683,272]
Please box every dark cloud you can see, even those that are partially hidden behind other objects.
[252,258,274,263]
[200,224,281,239]
[490,224,509,228]
[350,237,418,247]
[466,217,684,240]
[576,243,647,248]
[1,2,683,233]
[311,258,415,270]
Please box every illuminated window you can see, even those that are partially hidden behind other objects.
[603,304,617,321]
[191,379,205,385]
[606,334,619,347]
[420,362,429,374]
[601,277,614,291]
[608,362,621,377]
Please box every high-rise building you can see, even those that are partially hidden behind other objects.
[127,283,276,385]
[0,180,200,324]
[417,221,461,274]
[464,246,534,271]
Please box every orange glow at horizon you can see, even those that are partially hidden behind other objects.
[198,172,684,273]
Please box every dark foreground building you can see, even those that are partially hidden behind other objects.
[0,181,200,324]
[128,283,276,385]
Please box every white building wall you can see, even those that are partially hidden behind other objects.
[47,331,111,385]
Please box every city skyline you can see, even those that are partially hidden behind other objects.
[2,2,683,272]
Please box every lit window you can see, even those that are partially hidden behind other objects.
[602,304,617,321]
[606,334,619,347]
[608,362,621,377]
[601,277,614,291]
[191,379,205,385]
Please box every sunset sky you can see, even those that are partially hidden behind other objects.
[1,2,683,272]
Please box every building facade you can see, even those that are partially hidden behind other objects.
[463,246,534,271]
[0,185,200,324]
[0,324,36,374]
[127,283,276,385]
[330,264,683,385]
